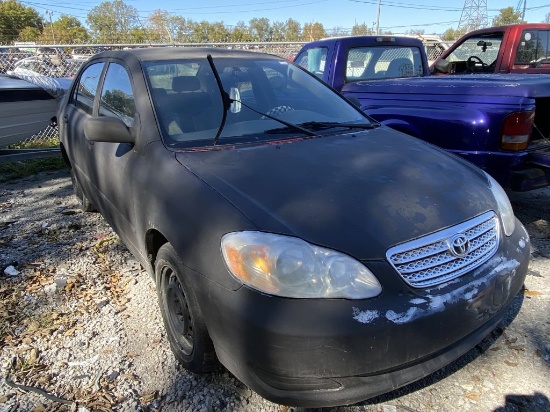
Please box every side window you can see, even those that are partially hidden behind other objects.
[515,30,550,65]
[72,62,104,115]
[295,47,328,78]
[99,63,136,127]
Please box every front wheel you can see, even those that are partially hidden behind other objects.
[155,243,217,373]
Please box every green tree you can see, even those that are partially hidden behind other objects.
[0,0,42,44]
[40,15,89,44]
[230,21,251,42]
[302,22,326,41]
[147,10,172,43]
[147,10,190,43]
[17,26,41,42]
[271,21,286,41]
[442,27,465,41]
[208,21,230,42]
[172,16,193,43]
[249,17,272,41]
[284,18,301,41]
[191,21,229,43]
[492,7,525,27]
[351,23,370,36]
[87,0,141,43]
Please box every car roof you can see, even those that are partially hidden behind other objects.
[92,46,280,63]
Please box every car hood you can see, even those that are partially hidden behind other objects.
[175,128,497,260]
[343,73,550,100]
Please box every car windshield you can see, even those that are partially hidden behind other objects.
[144,56,370,148]
[446,33,503,66]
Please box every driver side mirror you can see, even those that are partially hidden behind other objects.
[229,87,241,114]
[84,116,134,144]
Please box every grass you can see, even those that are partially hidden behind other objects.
[9,136,60,150]
[1,135,67,182]
[0,157,68,183]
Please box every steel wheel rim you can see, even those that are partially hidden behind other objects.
[163,266,194,355]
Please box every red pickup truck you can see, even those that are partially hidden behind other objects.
[432,23,550,74]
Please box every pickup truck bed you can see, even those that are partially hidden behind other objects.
[342,73,550,190]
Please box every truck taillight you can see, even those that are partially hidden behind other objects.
[501,111,534,151]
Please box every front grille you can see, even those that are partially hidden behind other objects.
[386,211,500,288]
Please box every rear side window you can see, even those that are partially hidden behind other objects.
[515,30,550,65]
[73,62,104,114]
[99,63,136,127]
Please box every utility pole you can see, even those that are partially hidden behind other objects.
[46,10,55,44]
[515,0,527,20]
[375,0,381,35]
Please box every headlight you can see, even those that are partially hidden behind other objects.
[485,172,515,236]
[221,231,382,299]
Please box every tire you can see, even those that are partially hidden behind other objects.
[70,168,96,212]
[155,243,217,373]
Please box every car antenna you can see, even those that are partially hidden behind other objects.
[207,54,231,146]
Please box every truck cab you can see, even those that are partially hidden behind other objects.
[433,24,550,75]
[295,36,430,91]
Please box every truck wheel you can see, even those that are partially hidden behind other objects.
[70,168,96,212]
[155,243,217,373]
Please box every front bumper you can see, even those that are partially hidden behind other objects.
[197,221,530,407]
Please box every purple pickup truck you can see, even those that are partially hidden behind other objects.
[295,36,550,191]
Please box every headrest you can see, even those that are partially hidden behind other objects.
[172,76,200,92]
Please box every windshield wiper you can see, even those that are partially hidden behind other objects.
[207,54,231,146]
[207,54,316,142]
[298,121,380,131]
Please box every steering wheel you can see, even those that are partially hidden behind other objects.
[261,105,294,119]
[466,56,486,72]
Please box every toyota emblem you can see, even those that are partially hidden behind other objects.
[448,234,471,257]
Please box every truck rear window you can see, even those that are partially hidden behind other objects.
[345,46,424,81]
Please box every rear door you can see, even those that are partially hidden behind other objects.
[63,61,106,200]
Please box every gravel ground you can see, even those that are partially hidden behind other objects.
[0,168,549,412]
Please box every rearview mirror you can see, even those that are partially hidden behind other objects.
[476,40,492,52]
[229,87,241,114]
[84,116,134,144]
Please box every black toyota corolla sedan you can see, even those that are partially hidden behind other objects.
[58,47,530,407]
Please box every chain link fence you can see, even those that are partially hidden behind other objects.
[1,42,306,150]
[1,39,447,149]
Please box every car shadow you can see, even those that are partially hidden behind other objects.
[493,392,550,411]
